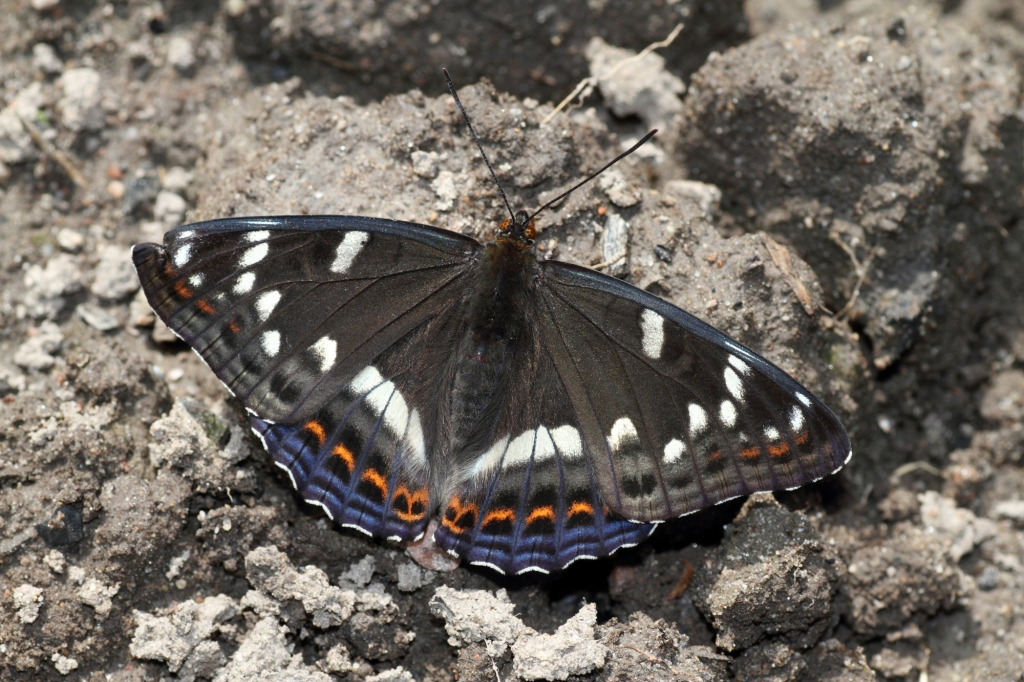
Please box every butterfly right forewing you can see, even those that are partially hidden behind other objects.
[534,261,851,523]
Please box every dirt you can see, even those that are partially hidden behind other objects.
[2,0,1023,680]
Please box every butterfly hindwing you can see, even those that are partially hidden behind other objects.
[430,343,656,574]
[535,261,852,523]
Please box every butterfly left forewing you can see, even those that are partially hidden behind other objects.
[535,260,851,523]
[134,215,482,541]
[133,215,480,424]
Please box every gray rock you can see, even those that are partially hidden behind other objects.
[585,36,685,134]
[511,603,606,681]
[58,68,104,132]
[167,36,196,74]
[55,227,85,252]
[244,545,396,629]
[22,253,84,319]
[90,244,140,301]
[14,321,64,370]
[430,586,524,658]
[13,584,44,624]
[155,189,188,227]
[0,83,44,164]
[32,42,63,75]
[130,595,237,681]
[690,495,841,652]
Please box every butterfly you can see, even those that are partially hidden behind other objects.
[133,73,850,575]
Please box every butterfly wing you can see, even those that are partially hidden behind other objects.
[532,260,851,523]
[133,215,482,540]
[429,338,657,574]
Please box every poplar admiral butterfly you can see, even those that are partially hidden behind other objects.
[133,72,850,574]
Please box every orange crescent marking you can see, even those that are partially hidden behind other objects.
[303,420,326,446]
[197,299,215,315]
[391,485,429,522]
[766,431,810,458]
[441,496,479,535]
[173,280,193,299]
[228,320,241,334]
[526,506,556,525]
[481,507,515,527]
[360,467,388,501]
[739,446,762,460]
[709,450,722,461]
[567,501,593,517]
[332,443,356,473]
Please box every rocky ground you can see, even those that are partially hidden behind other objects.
[2,0,1024,680]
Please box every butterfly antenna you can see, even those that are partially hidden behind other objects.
[527,129,657,222]
[443,68,517,222]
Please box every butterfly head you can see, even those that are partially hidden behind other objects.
[498,210,537,249]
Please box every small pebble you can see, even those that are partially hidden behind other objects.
[32,43,63,75]
[56,228,85,253]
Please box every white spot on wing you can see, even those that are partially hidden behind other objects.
[688,403,708,435]
[640,309,665,359]
[796,391,812,407]
[189,273,205,288]
[550,425,583,460]
[261,330,281,356]
[533,427,556,463]
[348,366,384,395]
[720,400,737,428]
[256,290,281,322]
[331,231,370,274]
[503,429,538,468]
[790,405,806,431]
[173,243,193,268]
[663,438,685,465]
[724,366,744,401]
[404,408,427,465]
[467,435,509,480]
[764,425,781,441]
[310,336,337,372]
[244,230,270,243]
[609,417,640,452]
[233,272,256,294]
[365,380,405,437]
[239,242,269,268]
[728,354,752,374]
[381,388,411,439]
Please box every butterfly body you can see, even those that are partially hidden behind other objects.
[135,207,850,574]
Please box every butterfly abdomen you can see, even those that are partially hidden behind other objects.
[446,239,536,463]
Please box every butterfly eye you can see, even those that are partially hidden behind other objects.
[523,218,537,241]
[499,218,512,233]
